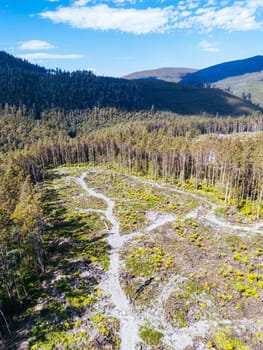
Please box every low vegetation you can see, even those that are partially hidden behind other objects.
[1,164,263,349]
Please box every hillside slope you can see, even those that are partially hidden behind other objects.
[139,79,262,115]
[179,55,263,86]
[0,51,145,114]
[212,71,263,107]
[0,51,262,116]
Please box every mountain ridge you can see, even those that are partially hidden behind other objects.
[179,55,263,86]
[124,56,263,86]
[123,67,197,83]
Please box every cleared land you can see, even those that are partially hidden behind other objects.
[19,166,263,350]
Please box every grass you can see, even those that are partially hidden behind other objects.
[139,325,163,346]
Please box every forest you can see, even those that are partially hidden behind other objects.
[1,105,263,213]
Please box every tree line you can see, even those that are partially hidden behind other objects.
[2,113,262,214]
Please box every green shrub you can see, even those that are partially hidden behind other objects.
[139,326,163,345]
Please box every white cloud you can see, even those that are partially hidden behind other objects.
[39,0,263,34]
[172,3,261,32]
[19,52,83,60]
[194,5,260,31]
[247,0,263,8]
[20,40,55,50]
[40,4,174,34]
[199,40,219,52]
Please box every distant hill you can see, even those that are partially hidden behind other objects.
[123,67,197,83]
[0,51,261,116]
[179,56,263,86]
[210,72,263,107]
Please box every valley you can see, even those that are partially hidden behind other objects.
[0,51,263,350]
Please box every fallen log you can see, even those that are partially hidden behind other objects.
[135,277,154,299]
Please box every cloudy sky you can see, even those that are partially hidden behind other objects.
[1,0,263,76]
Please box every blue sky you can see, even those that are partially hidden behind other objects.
[1,0,263,76]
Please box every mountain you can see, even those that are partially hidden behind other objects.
[0,51,261,116]
[179,55,263,86]
[123,67,197,83]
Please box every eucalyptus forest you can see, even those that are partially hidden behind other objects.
[0,52,263,350]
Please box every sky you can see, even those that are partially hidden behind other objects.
[1,0,263,77]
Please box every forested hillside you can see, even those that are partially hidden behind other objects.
[0,52,145,115]
[0,51,261,116]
